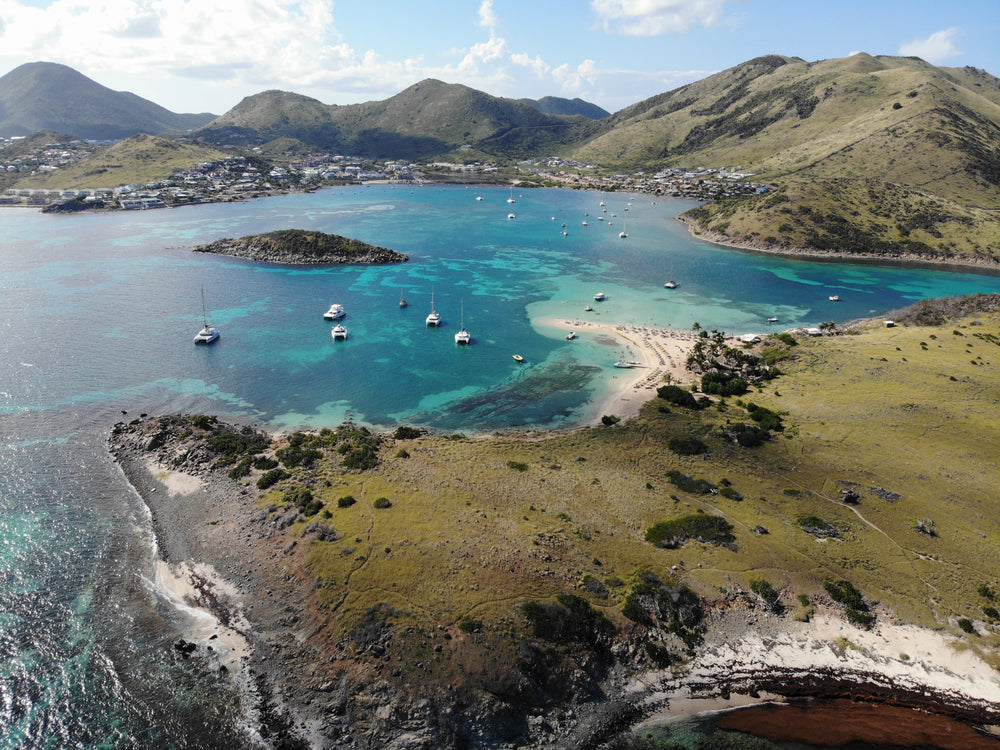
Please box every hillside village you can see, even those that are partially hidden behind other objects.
[0,134,768,210]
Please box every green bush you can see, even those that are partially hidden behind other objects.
[701,371,748,396]
[253,455,279,470]
[745,402,784,431]
[373,497,392,509]
[458,616,483,633]
[506,460,528,472]
[187,414,217,429]
[750,579,783,613]
[337,495,357,508]
[393,426,423,440]
[719,486,743,501]
[665,470,716,494]
[728,423,771,447]
[646,514,735,549]
[657,384,701,409]
[957,618,977,635]
[773,332,798,346]
[228,456,253,479]
[668,435,708,456]
[257,468,289,490]
[277,444,323,468]
[824,579,874,628]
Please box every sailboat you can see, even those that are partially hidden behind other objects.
[619,216,628,238]
[194,285,219,344]
[426,288,441,326]
[454,299,471,345]
[507,186,516,204]
[399,289,408,308]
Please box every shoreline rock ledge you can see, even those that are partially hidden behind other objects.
[193,229,408,265]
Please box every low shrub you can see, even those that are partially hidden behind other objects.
[337,495,357,508]
[798,515,840,538]
[750,578,783,613]
[256,468,289,490]
[957,618,977,635]
[646,514,735,549]
[668,435,708,456]
[373,497,392,509]
[393,426,423,440]
[657,384,701,409]
[458,616,483,633]
[701,371,748,396]
[824,579,874,628]
[665,470,716,495]
[507,460,528,472]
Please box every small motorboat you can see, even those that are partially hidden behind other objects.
[664,280,678,289]
[829,295,841,302]
[324,303,346,320]
[593,292,606,301]
[767,316,779,323]
[512,354,524,363]
[584,304,594,312]
[566,331,577,340]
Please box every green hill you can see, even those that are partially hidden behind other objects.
[14,133,232,189]
[571,54,1000,207]
[197,79,583,160]
[0,61,216,139]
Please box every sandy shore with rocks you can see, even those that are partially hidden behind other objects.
[536,316,700,423]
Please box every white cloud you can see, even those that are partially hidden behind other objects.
[898,27,962,65]
[0,0,710,115]
[477,0,499,32]
[590,0,733,36]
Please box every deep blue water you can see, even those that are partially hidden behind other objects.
[3,184,999,748]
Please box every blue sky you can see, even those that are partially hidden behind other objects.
[1,0,997,115]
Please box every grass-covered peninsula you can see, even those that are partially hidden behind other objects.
[110,296,1000,748]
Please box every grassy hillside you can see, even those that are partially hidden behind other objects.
[197,79,582,160]
[14,134,231,189]
[571,55,1000,209]
[684,178,1000,265]
[212,299,1000,678]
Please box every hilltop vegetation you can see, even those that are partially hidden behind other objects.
[192,229,409,265]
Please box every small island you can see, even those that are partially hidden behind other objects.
[192,229,408,265]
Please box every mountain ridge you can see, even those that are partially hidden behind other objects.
[0,61,216,139]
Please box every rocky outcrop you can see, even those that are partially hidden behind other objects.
[193,229,408,265]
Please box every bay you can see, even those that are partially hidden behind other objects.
[2,184,999,748]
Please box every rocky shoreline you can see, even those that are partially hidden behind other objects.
[109,415,1000,749]
[192,229,408,265]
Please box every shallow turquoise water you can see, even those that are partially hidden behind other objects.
[2,184,999,748]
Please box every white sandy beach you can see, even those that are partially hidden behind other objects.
[537,316,700,422]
